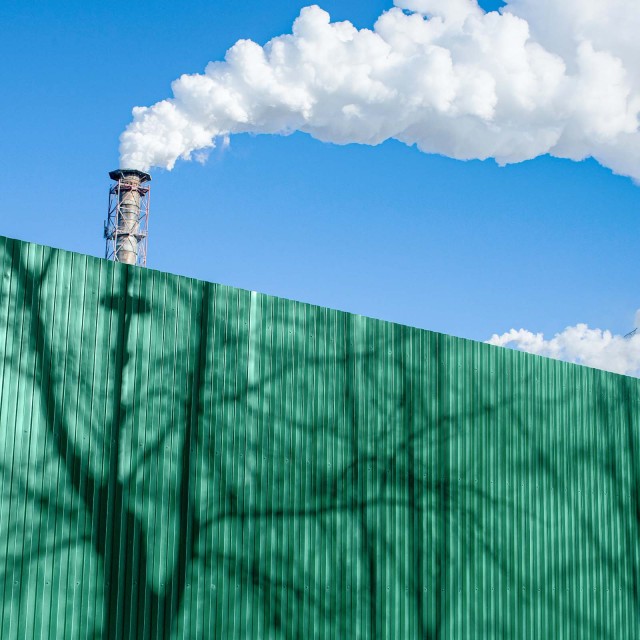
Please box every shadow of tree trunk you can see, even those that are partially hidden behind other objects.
[8,247,205,639]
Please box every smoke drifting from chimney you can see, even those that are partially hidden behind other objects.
[119,0,640,181]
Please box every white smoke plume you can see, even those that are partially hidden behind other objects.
[487,311,640,376]
[120,0,640,179]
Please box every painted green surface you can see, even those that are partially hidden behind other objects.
[0,235,639,639]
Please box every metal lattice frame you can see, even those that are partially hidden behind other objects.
[104,171,151,266]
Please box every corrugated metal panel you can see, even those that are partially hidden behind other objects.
[1,234,639,639]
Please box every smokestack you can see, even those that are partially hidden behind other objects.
[104,169,151,266]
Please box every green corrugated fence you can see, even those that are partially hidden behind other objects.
[0,235,639,638]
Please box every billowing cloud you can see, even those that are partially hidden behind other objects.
[487,312,640,376]
[120,0,640,179]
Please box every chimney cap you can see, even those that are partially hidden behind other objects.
[109,168,152,183]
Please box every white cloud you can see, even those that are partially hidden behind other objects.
[487,313,640,376]
[120,0,640,180]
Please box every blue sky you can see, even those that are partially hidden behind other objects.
[1,0,639,345]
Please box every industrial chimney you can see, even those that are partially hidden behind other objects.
[104,169,151,266]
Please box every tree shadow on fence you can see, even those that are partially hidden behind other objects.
[1,238,639,639]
